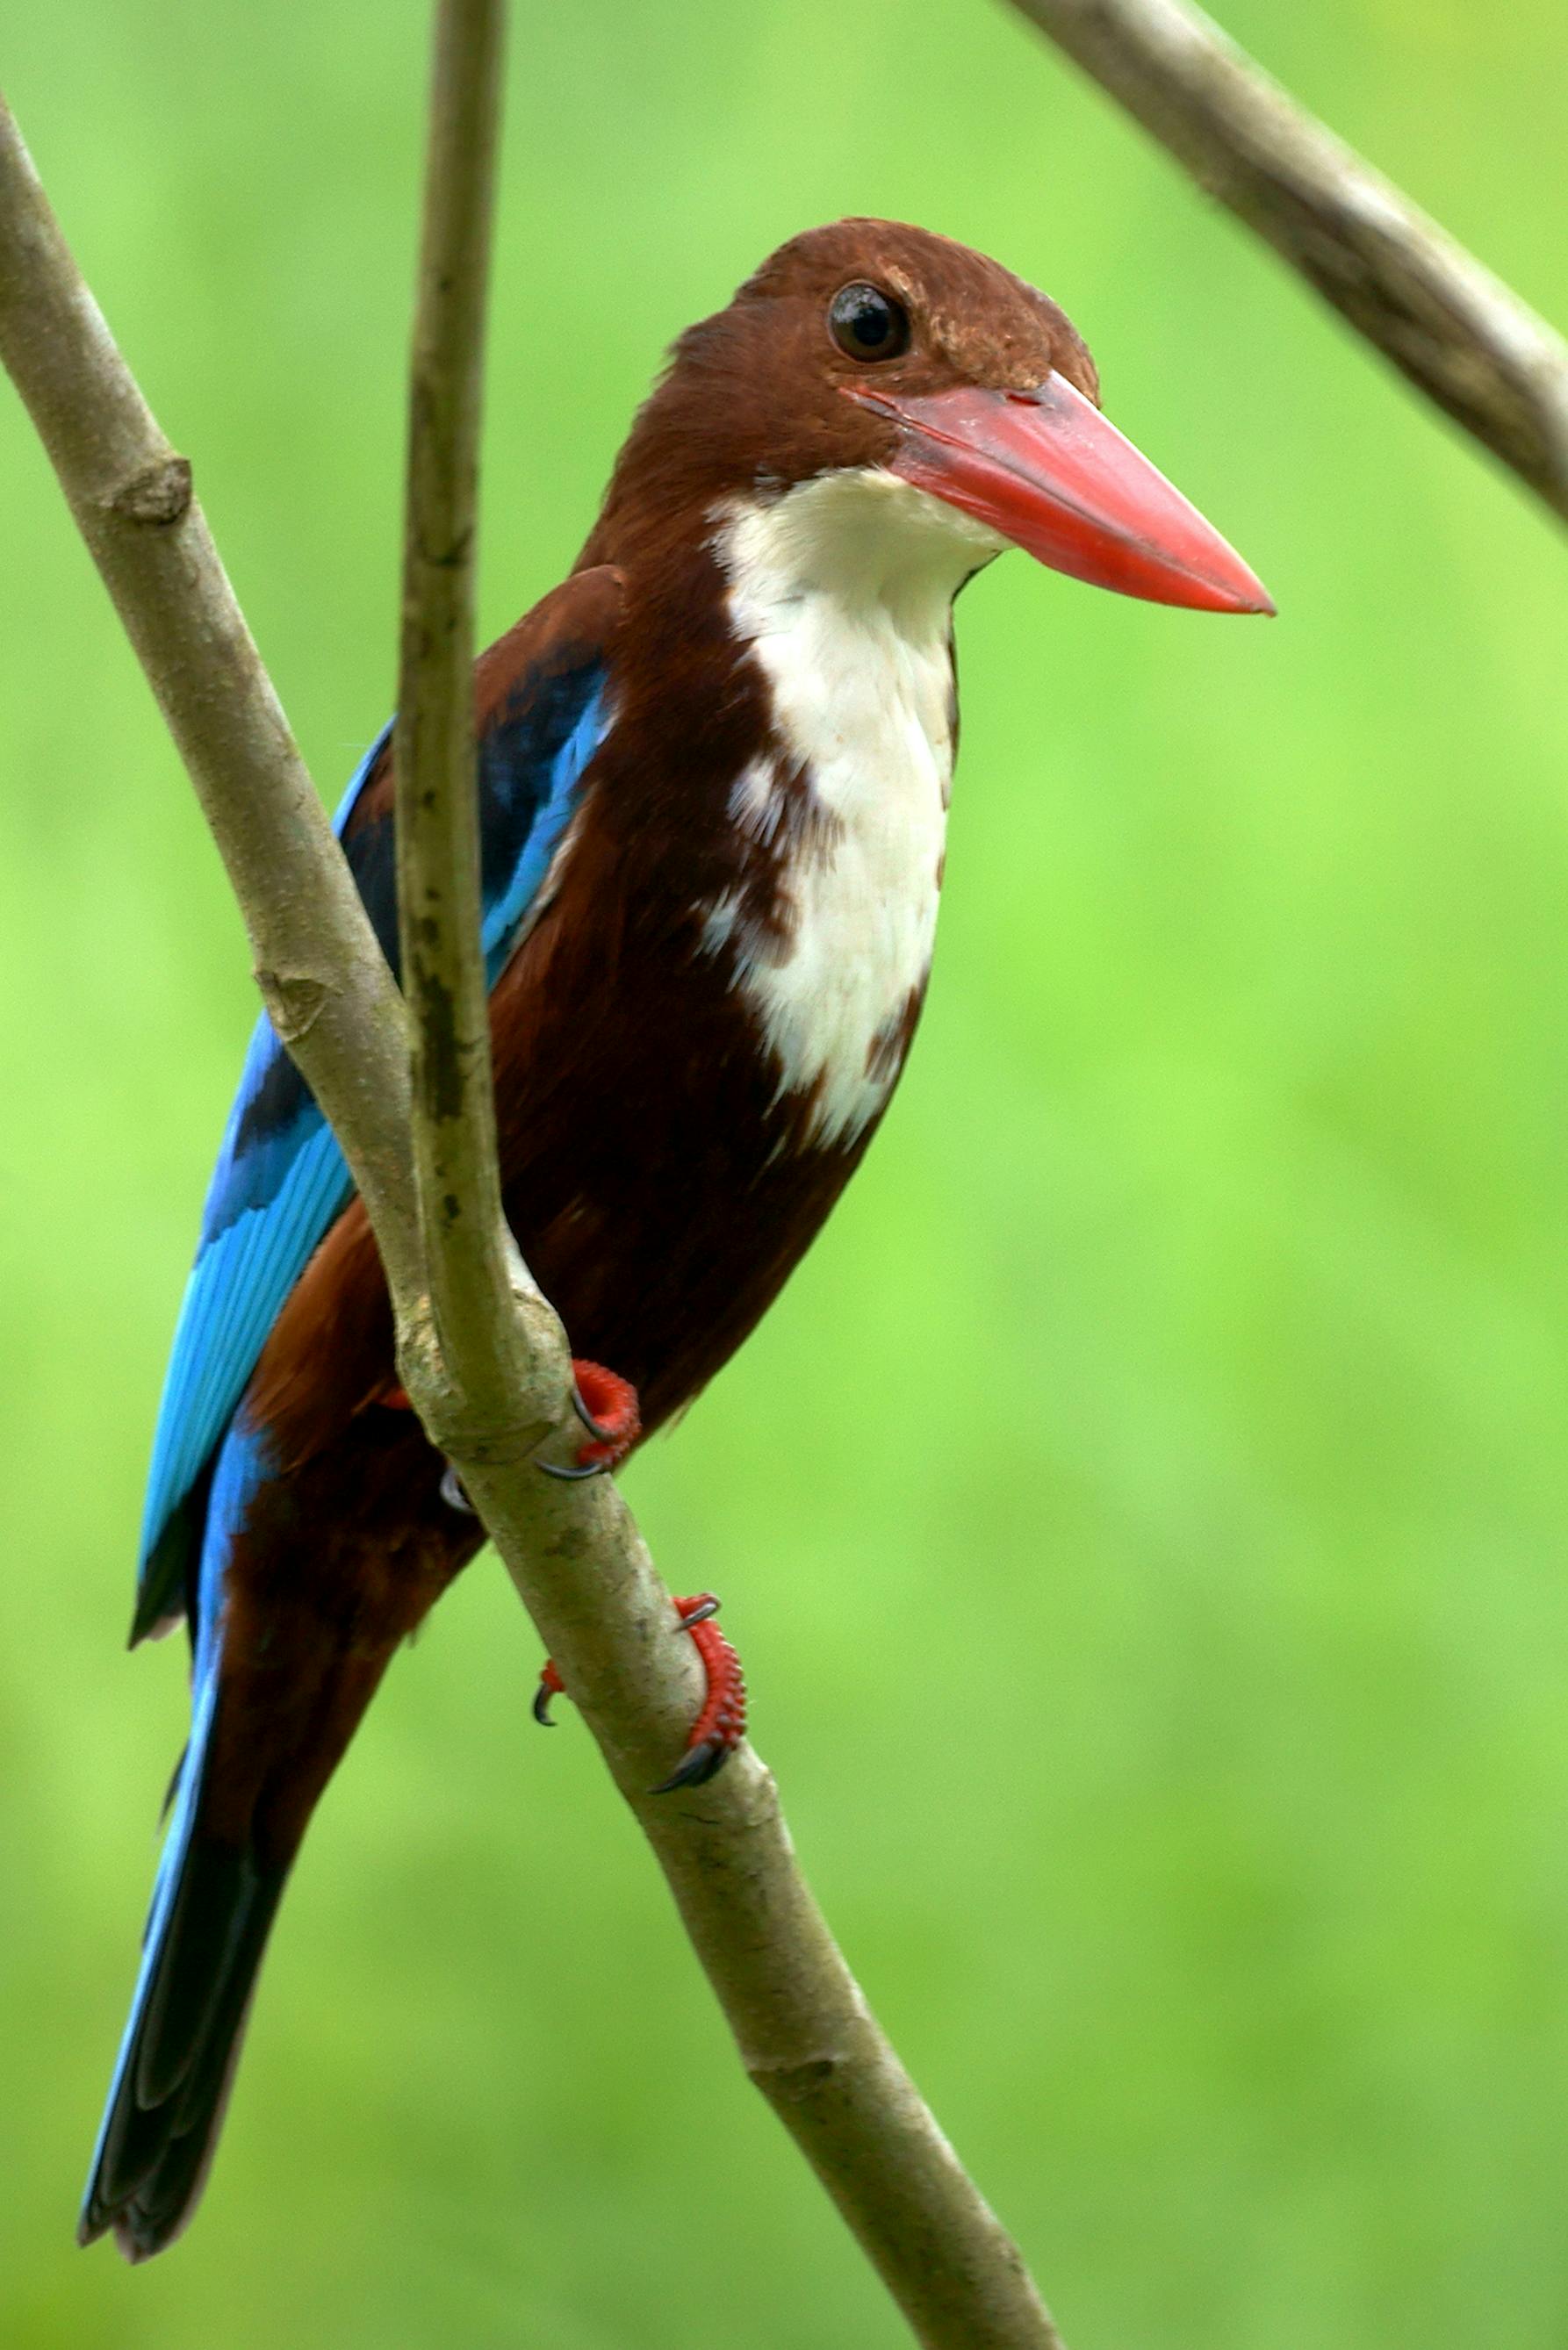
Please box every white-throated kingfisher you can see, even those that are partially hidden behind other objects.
[80,218,1271,2260]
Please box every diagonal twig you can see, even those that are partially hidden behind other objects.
[1,27,1064,2348]
[1002,0,1568,523]
[0,112,425,1310]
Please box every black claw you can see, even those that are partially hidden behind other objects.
[569,1383,612,1443]
[650,1737,733,1794]
[440,1463,475,1513]
[677,1596,721,1629]
[539,1455,608,1482]
[532,1684,557,1727]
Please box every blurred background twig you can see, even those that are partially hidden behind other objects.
[1003,0,1568,520]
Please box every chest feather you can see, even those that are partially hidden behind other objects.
[706,477,987,1149]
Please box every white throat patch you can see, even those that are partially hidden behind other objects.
[707,468,1004,1149]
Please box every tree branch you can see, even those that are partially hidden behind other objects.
[1002,0,1568,522]
[1,43,1063,2350]
[0,104,426,1312]
[393,0,535,1433]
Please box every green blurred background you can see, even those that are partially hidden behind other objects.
[3,4,1566,2344]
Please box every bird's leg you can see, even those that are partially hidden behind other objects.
[534,1591,747,1792]
[539,1359,642,1480]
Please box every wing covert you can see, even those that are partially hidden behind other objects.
[132,567,622,1640]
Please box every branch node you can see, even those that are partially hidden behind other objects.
[255,966,329,1046]
[749,2053,845,2103]
[108,453,192,526]
[392,1291,559,1466]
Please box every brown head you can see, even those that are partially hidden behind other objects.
[583,219,1271,614]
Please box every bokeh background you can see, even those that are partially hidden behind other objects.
[3,4,1566,2344]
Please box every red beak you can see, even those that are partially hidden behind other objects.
[846,371,1274,615]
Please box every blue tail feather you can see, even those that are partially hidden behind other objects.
[82,1427,284,2260]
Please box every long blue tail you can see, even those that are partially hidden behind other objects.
[81,1426,291,2261]
[77,1665,291,2259]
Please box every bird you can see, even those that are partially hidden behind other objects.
[79,217,1271,2261]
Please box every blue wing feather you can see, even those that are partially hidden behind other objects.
[133,607,615,1640]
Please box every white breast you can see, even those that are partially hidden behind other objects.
[708,468,1004,1149]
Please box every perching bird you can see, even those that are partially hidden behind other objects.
[80,218,1270,2260]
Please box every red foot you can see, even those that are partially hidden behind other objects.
[653,1595,748,1791]
[534,1658,565,1720]
[574,1360,641,1470]
[533,1592,747,1793]
[540,1359,642,1479]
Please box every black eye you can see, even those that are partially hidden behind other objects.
[828,283,910,363]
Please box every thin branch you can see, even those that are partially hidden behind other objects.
[0,106,426,1312]
[1002,0,1568,522]
[389,14,1064,2344]
[394,0,524,1405]
[1,61,1065,2350]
